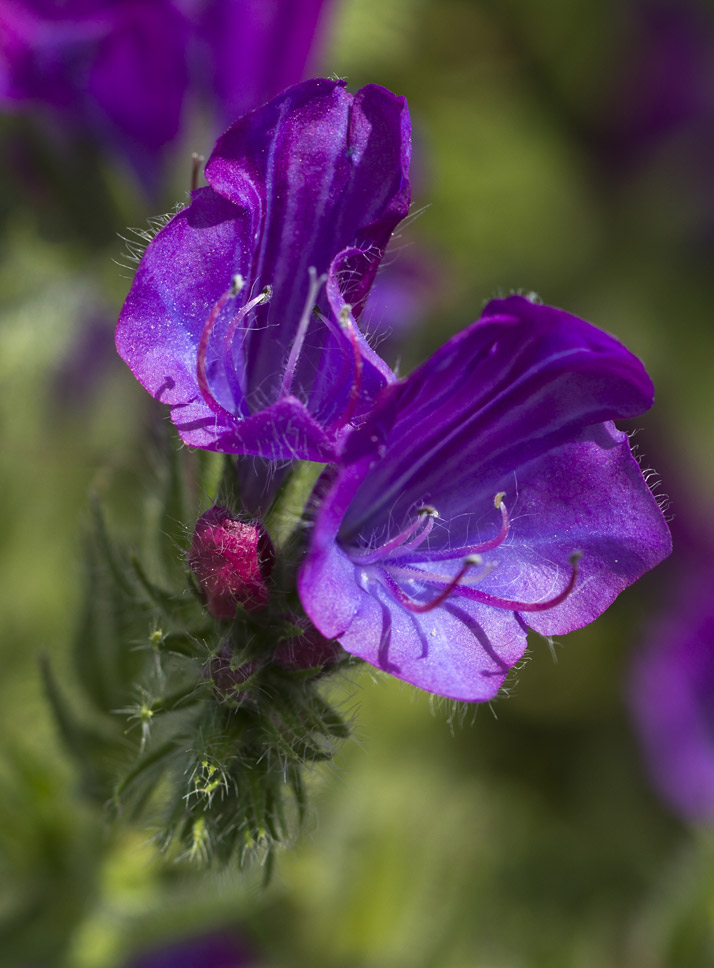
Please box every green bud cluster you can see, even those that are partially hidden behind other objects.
[44,433,352,872]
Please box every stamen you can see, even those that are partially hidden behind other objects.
[329,304,363,432]
[279,267,328,399]
[379,556,480,614]
[446,552,583,613]
[196,280,244,417]
[221,285,272,405]
[348,506,439,565]
[313,304,355,425]
[384,506,438,557]
[401,493,510,563]
[379,551,582,615]
[385,555,497,587]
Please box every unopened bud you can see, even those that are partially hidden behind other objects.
[188,506,274,619]
[274,618,342,673]
[207,643,256,703]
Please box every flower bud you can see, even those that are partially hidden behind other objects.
[207,644,257,704]
[274,619,342,672]
[188,506,274,619]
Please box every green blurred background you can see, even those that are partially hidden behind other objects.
[2,0,714,964]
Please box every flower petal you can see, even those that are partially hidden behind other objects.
[205,78,411,402]
[116,79,410,460]
[298,461,527,700]
[340,295,655,539]
[470,422,672,637]
[171,394,338,460]
[115,186,254,409]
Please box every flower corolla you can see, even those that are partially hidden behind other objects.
[116,78,411,461]
[298,295,673,701]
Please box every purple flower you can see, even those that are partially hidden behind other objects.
[298,295,672,701]
[125,930,256,968]
[629,466,714,822]
[361,248,444,360]
[604,0,714,170]
[116,78,411,462]
[631,578,714,822]
[197,0,336,130]
[0,0,190,185]
[0,0,335,188]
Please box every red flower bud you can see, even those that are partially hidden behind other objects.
[188,506,274,619]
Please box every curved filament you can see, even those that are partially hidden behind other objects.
[279,267,327,399]
[399,495,510,564]
[348,507,438,565]
[378,558,480,614]
[196,281,242,417]
[387,553,582,614]
[221,286,272,408]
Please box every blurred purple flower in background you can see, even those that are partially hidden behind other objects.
[588,0,714,248]
[0,0,335,189]
[631,579,714,822]
[299,295,672,701]
[0,0,190,188]
[51,306,117,409]
[630,467,714,823]
[362,248,443,365]
[116,78,411,461]
[604,0,714,173]
[197,0,335,130]
[125,930,257,968]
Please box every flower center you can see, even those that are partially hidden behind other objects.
[196,267,366,432]
[344,494,581,616]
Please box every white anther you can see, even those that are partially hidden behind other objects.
[463,554,483,567]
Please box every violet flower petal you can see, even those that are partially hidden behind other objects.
[299,297,672,700]
[87,2,188,154]
[116,79,411,461]
[204,79,410,404]
[340,295,655,538]
[0,0,189,186]
[631,582,714,822]
[199,0,334,129]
